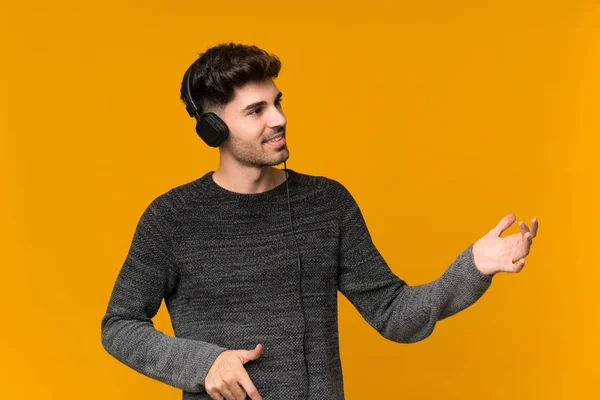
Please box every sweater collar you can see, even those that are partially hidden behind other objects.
[199,169,297,202]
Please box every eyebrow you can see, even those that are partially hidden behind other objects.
[241,91,283,113]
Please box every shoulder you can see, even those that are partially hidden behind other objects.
[143,173,210,221]
[290,170,345,190]
[290,170,355,203]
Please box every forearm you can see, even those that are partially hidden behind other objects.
[101,313,226,393]
[100,196,229,391]
[373,244,493,343]
[434,243,493,320]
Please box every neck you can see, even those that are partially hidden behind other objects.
[212,163,286,194]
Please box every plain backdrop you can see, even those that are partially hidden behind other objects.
[1,0,598,398]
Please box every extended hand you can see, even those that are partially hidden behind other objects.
[473,214,539,276]
[204,344,263,400]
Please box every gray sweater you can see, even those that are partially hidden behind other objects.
[101,170,493,399]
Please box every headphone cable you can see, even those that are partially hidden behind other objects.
[283,161,309,399]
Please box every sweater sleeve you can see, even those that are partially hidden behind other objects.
[334,182,493,343]
[101,195,226,392]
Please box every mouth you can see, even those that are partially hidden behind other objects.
[265,132,286,147]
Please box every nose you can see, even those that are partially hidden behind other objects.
[267,105,286,129]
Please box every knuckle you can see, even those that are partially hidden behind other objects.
[223,372,235,384]
[205,386,219,399]
[235,365,247,374]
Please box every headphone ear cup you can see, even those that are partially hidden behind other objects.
[195,112,229,147]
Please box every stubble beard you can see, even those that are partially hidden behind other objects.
[228,135,290,168]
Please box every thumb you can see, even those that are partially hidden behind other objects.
[239,344,263,365]
[491,214,516,237]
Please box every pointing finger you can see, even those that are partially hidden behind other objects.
[238,369,262,400]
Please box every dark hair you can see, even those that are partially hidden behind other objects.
[180,43,282,115]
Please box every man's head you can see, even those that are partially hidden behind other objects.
[181,43,288,168]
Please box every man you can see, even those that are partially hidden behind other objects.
[101,43,539,400]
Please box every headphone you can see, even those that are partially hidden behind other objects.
[181,65,229,147]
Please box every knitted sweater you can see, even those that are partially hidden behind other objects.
[101,170,493,399]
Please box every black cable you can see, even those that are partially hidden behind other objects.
[283,161,309,399]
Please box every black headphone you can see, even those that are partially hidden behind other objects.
[182,66,229,147]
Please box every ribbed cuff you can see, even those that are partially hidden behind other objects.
[185,344,227,393]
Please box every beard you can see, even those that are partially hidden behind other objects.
[227,133,290,168]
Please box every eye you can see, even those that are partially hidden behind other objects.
[251,107,263,115]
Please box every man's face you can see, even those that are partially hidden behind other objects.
[219,79,288,167]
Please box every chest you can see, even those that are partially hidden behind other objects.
[171,203,341,300]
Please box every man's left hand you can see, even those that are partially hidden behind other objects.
[473,214,539,276]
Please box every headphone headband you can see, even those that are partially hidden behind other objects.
[182,66,201,118]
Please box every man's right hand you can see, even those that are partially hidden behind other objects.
[204,343,263,400]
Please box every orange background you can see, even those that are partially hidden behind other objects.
[1,0,598,398]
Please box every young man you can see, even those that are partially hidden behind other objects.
[101,43,539,400]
